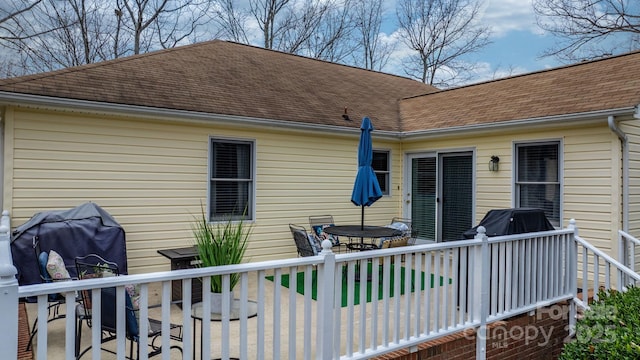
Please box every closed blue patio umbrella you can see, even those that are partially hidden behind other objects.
[351,117,383,231]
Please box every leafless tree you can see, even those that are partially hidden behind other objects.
[249,0,290,50]
[0,1,43,36]
[533,0,640,62]
[396,0,490,87]
[0,0,211,76]
[352,0,393,71]
[154,0,212,49]
[248,0,353,58]
[209,0,250,43]
[295,0,357,62]
[2,0,115,73]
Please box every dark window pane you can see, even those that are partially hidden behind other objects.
[516,142,560,226]
[412,157,436,240]
[517,144,558,182]
[375,172,387,193]
[372,150,390,195]
[211,181,251,220]
[518,184,560,224]
[372,152,388,171]
[210,139,253,221]
[212,142,251,179]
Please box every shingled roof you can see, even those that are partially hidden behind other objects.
[0,40,435,132]
[400,50,640,133]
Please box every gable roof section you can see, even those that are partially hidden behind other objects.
[400,51,640,132]
[0,40,435,132]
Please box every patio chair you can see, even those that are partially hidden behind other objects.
[376,235,411,269]
[75,255,183,359]
[289,224,318,257]
[309,215,345,253]
[390,217,417,244]
[75,254,120,358]
[26,236,74,351]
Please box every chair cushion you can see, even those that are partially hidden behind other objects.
[125,284,141,310]
[307,233,321,255]
[46,250,71,280]
[377,222,411,247]
[388,222,410,236]
[124,291,140,338]
[380,236,409,249]
[311,224,340,246]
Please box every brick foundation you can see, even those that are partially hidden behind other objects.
[373,302,570,360]
[18,302,33,360]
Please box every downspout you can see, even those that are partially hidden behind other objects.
[0,109,3,212]
[608,115,629,232]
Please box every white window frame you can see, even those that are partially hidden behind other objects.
[208,137,256,222]
[513,140,562,227]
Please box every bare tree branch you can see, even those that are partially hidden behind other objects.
[352,0,394,71]
[533,0,640,61]
[210,0,250,43]
[396,0,491,87]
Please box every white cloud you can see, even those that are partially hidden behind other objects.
[480,0,545,37]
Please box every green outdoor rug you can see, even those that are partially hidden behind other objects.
[267,265,450,307]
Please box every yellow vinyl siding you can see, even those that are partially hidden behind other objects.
[621,117,640,236]
[401,122,619,254]
[6,107,405,273]
[4,105,627,273]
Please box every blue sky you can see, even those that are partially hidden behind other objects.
[379,0,564,84]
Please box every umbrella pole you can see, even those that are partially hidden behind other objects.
[361,206,364,244]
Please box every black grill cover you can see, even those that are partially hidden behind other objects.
[11,202,127,285]
[462,208,554,239]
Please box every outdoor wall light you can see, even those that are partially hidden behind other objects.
[489,155,500,172]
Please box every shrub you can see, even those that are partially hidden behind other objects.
[560,286,640,359]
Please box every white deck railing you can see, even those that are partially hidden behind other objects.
[572,229,640,311]
[618,229,640,286]
[0,216,607,360]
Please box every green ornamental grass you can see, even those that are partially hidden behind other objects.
[192,207,251,294]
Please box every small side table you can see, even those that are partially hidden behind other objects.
[157,246,202,307]
[191,300,259,360]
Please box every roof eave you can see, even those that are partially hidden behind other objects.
[0,91,400,140]
[400,106,640,140]
[1,92,636,141]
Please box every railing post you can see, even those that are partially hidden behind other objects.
[617,230,625,289]
[0,214,18,360]
[474,226,489,360]
[567,219,578,336]
[317,239,336,360]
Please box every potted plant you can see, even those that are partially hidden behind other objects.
[192,206,251,312]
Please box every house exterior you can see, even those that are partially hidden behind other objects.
[0,40,638,274]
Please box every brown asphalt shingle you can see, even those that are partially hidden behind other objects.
[0,40,435,132]
[400,50,640,132]
[1,41,638,134]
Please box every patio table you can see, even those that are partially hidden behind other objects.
[324,225,404,282]
[190,300,258,360]
[323,225,403,251]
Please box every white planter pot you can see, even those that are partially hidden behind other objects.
[210,291,234,314]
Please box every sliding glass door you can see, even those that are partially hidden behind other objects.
[406,152,473,242]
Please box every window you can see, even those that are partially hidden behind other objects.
[372,150,390,195]
[209,138,254,221]
[515,142,560,226]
